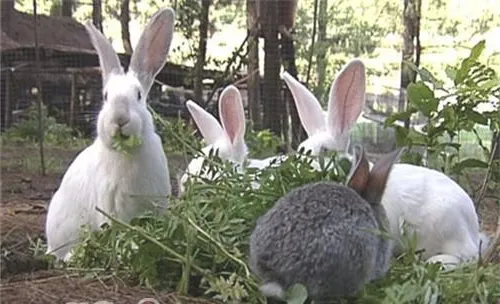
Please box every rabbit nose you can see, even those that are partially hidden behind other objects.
[116,115,130,127]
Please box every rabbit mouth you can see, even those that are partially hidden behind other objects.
[117,130,131,139]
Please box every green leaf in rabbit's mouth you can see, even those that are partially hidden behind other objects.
[111,133,142,155]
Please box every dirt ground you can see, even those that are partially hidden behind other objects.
[1,142,499,303]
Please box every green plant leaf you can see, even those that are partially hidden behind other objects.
[419,67,444,90]
[385,111,415,127]
[442,107,458,130]
[466,110,489,125]
[445,66,457,81]
[408,83,434,102]
[405,60,419,73]
[407,83,438,116]
[452,158,489,174]
[454,41,486,86]
[285,284,308,304]
[111,134,143,155]
[469,40,486,61]
[407,128,428,146]
[478,78,500,91]
[394,126,410,146]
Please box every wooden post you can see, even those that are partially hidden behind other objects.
[247,0,262,129]
[3,70,12,129]
[69,72,76,128]
[262,0,282,137]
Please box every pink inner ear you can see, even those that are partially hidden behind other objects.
[328,60,365,136]
[219,86,245,144]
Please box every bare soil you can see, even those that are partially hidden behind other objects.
[1,142,499,303]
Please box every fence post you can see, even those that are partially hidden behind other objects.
[69,72,76,128]
[3,70,12,129]
[33,0,46,176]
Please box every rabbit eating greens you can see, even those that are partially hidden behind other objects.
[249,146,403,302]
[44,8,175,261]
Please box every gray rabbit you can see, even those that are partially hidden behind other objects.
[249,146,403,302]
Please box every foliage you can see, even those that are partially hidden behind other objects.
[154,115,202,155]
[245,127,281,159]
[153,110,281,159]
[385,40,500,175]
[3,103,84,146]
[111,134,143,155]
[70,151,348,303]
[68,147,500,303]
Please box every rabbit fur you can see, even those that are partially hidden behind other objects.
[249,146,402,302]
[281,59,490,269]
[45,8,175,261]
[178,85,284,195]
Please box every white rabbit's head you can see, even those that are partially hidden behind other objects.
[186,85,248,164]
[84,8,175,150]
[282,59,366,156]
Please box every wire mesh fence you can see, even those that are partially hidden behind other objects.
[1,0,494,168]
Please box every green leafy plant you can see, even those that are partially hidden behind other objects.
[155,116,202,155]
[111,134,143,155]
[67,145,500,303]
[70,151,347,303]
[385,40,499,175]
[245,127,281,159]
[4,103,83,146]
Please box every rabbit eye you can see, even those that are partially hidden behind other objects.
[103,91,108,101]
[137,91,142,101]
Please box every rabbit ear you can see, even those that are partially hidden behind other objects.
[219,85,246,144]
[281,71,325,137]
[129,8,175,93]
[346,145,370,195]
[327,59,366,136]
[186,100,224,146]
[84,22,123,86]
[364,147,406,205]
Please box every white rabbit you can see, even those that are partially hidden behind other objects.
[179,85,282,195]
[282,59,490,268]
[45,8,175,261]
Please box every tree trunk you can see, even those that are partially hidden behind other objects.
[92,0,103,32]
[314,0,328,99]
[120,0,132,54]
[262,1,282,136]
[277,0,298,30]
[1,0,15,32]
[247,0,262,129]
[280,25,301,148]
[194,0,211,103]
[398,0,421,128]
[61,0,73,17]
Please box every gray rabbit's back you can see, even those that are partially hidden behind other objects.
[249,181,385,300]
